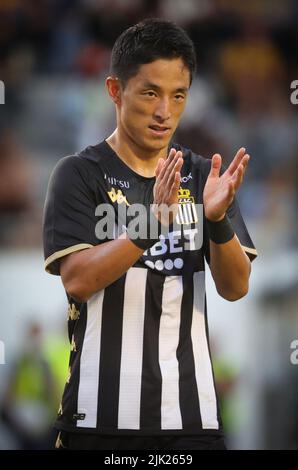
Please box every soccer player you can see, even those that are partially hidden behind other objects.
[43,18,257,450]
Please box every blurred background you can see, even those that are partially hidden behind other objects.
[0,0,297,450]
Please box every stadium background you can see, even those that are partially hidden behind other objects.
[0,0,297,449]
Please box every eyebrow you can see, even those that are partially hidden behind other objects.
[141,81,189,94]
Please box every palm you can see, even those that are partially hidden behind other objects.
[203,148,249,222]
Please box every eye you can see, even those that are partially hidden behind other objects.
[142,91,157,98]
[175,94,185,102]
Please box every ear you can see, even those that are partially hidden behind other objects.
[106,76,121,105]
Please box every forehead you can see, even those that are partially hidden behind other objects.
[129,58,191,90]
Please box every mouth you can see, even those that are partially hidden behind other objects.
[148,125,171,137]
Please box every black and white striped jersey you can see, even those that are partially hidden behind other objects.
[43,140,257,435]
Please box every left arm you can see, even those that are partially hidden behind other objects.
[209,235,251,301]
[203,147,251,301]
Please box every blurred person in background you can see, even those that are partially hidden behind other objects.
[0,321,58,449]
[43,18,257,450]
[211,339,239,444]
[0,128,31,215]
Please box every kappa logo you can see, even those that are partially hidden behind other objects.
[176,187,198,225]
[68,303,80,321]
[108,187,130,206]
[180,172,192,183]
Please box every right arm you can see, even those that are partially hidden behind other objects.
[60,149,183,302]
[61,234,144,302]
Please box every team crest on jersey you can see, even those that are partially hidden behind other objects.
[176,187,198,225]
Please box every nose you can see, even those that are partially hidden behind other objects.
[153,98,171,122]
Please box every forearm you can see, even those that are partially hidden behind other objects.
[60,233,144,302]
[209,234,251,301]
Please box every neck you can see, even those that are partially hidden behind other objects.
[106,128,168,178]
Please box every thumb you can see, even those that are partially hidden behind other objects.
[209,154,222,178]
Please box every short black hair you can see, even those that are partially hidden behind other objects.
[110,18,196,86]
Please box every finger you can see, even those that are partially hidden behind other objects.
[154,159,163,201]
[164,158,183,202]
[227,180,235,200]
[231,154,249,189]
[171,171,181,191]
[155,158,164,178]
[227,147,246,176]
[239,154,249,180]
[166,155,183,188]
[242,154,250,170]
[167,147,177,160]
[161,150,182,183]
[231,164,245,191]
[209,154,222,178]
[158,148,176,180]
[169,171,181,204]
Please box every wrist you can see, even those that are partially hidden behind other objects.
[206,213,225,222]
[207,214,235,244]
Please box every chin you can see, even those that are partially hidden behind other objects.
[144,137,171,152]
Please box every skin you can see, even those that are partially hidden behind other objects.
[60,57,251,302]
[105,58,189,176]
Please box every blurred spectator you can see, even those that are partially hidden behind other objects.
[0,129,31,214]
[158,0,214,25]
[0,322,58,449]
[219,16,285,117]
[76,43,110,77]
[213,354,238,436]
[44,328,70,404]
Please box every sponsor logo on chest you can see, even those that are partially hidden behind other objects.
[104,174,130,189]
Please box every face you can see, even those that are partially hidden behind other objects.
[108,58,191,155]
